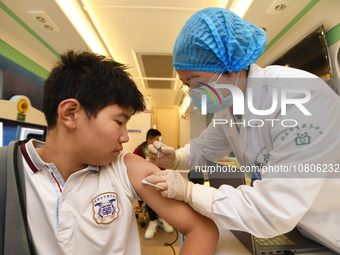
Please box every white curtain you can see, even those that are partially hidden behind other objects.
[153,108,180,149]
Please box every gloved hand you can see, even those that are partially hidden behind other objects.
[143,170,193,203]
[144,170,217,218]
[147,141,178,169]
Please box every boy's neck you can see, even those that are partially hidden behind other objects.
[36,135,88,182]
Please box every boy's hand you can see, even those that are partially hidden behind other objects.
[147,142,178,169]
[143,170,193,202]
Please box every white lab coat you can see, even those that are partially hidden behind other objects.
[178,64,340,253]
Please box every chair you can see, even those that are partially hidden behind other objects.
[134,200,148,228]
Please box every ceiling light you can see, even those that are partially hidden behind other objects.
[28,11,60,33]
[267,0,294,16]
[55,0,108,56]
[181,96,191,114]
[229,0,254,18]
[131,50,146,89]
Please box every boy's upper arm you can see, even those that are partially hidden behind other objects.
[124,153,214,236]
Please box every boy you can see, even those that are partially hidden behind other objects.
[133,129,173,239]
[0,51,218,254]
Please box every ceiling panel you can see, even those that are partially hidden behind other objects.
[2,0,339,109]
[257,0,340,66]
[2,0,89,57]
[140,55,173,78]
[82,7,196,64]
[244,0,312,45]
[82,0,229,9]
[147,80,171,89]
[80,0,316,108]
[80,1,207,108]
[0,7,58,71]
[139,54,175,89]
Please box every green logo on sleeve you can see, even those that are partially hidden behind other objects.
[294,132,311,146]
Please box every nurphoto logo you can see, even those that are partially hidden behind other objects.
[200,84,311,116]
[196,81,312,128]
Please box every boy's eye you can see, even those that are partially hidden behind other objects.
[116,120,123,126]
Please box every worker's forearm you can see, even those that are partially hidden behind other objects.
[179,218,219,255]
[188,184,217,218]
[173,151,189,170]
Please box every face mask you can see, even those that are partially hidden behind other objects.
[191,72,240,113]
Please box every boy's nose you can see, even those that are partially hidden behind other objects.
[119,128,129,143]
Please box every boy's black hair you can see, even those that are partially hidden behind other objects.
[43,50,145,128]
[146,129,161,141]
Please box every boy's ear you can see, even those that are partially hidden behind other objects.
[58,99,81,130]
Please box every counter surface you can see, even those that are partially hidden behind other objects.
[215,227,338,255]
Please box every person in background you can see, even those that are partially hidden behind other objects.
[0,50,219,255]
[145,7,340,254]
[133,129,174,239]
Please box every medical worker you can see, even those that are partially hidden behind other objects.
[145,7,340,253]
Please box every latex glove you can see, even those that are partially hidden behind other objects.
[147,141,178,169]
[143,170,193,202]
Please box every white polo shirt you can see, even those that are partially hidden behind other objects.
[21,139,141,255]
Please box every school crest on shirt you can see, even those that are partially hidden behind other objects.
[92,192,120,224]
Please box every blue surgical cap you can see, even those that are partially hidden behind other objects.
[173,8,267,73]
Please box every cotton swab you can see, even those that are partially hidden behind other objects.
[142,179,165,190]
